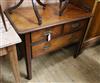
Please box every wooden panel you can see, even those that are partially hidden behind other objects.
[31,25,62,43]
[86,2,100,39]
[32,30,82,57]
[63,19,87,34]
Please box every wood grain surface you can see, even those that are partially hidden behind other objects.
[7,4,91,34]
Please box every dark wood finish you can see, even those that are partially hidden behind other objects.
[32,18,89,58]
[74,19,89,58]
[86,2,100,40]
[31,25,62,43]
[59,0,95,15]
[6,4,91,34]
[7,0,24,12]
[31,0,42,25]
[82,1,100,49]
[32,30,82,57]
[25,33,32,80]
[5,3,92,80]
[59,0,70,16]
[70,0,95,12]
[63,19,87,34]
[7,0,43,25]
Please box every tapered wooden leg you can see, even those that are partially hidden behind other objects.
[25,33,32,80]
[8,45,21,83]
[74,20,89,58]
[74,44,82,58]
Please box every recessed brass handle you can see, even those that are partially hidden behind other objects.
[43,43,51,49]
[43,45,50,49]
[71,22,81,29]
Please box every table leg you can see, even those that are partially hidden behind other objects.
[36,0,46,9]
[74,43,82,58]
[59,0,69,16]
[7,0,42,25]
[74,20,89,58]
[31,0,42,25]
[8,45,21,83]
[7,0,24,12]
[25,33,32,80]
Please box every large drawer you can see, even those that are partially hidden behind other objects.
[31,25,62,43]
[32,30,82,57]
[63,19,88,34]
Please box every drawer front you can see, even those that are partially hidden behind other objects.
[64,19,88,34]
[32,30,82,57]
[31,25,62,43]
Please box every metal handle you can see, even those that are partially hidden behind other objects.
[43,43,51,49]
[71,22,81,29]
[44,31,52,42]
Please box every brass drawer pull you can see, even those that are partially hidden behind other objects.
[71,22,81,28]
[43,45,50,49]
[43,43,51,49]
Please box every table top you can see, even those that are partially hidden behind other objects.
[0,15,21,48]
[6,4,91,34]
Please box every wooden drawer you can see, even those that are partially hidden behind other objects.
[64,19,88,34]
[32,30,82,57]
[31,25,62,43]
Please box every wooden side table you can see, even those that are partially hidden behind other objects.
[0,6,22,82]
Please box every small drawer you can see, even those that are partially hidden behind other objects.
[32,30,82,57]
[64,19,88,34]
[31,25,62,43]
